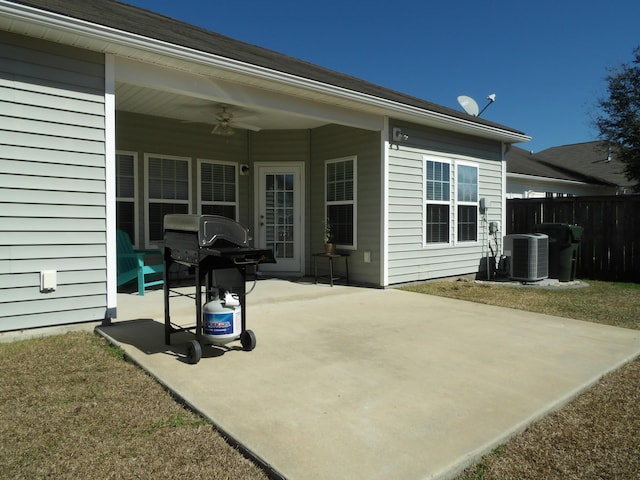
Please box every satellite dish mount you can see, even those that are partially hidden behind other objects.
[457,93,496,117]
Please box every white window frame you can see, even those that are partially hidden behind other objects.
[423,156,452,247]
[325,156,357,250]
[423,155,480,247]
[196,159,239,220]
[454,161,480,244]
[144,153,192,247]
[115,150,139,247]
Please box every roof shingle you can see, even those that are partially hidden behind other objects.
[507,141,635,188]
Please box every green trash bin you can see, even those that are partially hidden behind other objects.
[535,223,583,281]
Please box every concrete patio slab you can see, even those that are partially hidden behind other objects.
[97,279,640,480]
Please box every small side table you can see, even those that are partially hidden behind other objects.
[312,252,350,287]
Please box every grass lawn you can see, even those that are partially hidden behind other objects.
[401,279,639,330]
[0,332,268,480]
[1,279,638,479]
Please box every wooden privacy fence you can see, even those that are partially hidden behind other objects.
[506,196,640,282]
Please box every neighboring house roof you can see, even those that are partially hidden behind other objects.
[506,146,590,183]
[507,141,635,189]
[536,141,635,189]
[5,0,528,141]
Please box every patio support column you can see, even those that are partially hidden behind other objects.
[104,53,117,322]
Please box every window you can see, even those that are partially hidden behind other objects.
[116,152,137,245]
[198,160,237,220]
[425,159,450,244]
[456,164,478,242]
[326,157,356,247]
[145,154,191,244]
[265,172,295,259]
[424,157,479,244]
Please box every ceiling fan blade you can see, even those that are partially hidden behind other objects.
[233,122,262,132]
[178,102,260,134]
[232,114,260,122]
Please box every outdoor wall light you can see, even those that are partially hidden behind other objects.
[392,127,409,142]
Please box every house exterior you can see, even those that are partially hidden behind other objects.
[506,142,635,198]
[0,0,529,333]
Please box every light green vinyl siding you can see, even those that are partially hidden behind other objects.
[116,112,250,237]
[387,122,503,284]
[251,130,309,163]
[310,125,381,286]
[0,32,106,331]
[117,118,314,255]
[118,121,383,284]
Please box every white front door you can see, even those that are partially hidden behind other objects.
[255,163,304,273]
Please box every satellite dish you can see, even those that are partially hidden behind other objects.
[457,96,479,116]
[457,93,497,117]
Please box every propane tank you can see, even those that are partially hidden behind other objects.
[223,290,242,333]
[202,289,240,346]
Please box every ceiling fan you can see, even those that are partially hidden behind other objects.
[180,104,261,135]
[212,106,236,136]
[208,105,261,136]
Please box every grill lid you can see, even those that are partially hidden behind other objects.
[164,214,248,248]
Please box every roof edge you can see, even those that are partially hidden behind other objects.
[507,172,597,186]
[2,0,530,142]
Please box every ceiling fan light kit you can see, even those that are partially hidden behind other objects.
[181,104,261,136]
[211,105,260,135]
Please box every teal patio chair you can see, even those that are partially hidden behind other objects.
[116,230,164,295]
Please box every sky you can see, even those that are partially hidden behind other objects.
[123,0,640,153]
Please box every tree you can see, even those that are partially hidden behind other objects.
[595,46,640,191]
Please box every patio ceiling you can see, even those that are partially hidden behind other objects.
[112,55,386,133]
[115,82,330,132]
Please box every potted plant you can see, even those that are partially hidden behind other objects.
[324,218,336,255]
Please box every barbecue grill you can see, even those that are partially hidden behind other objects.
[163,214,275,364]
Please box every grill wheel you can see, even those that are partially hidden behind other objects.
[241,330,256,351]
[187,339,202,364]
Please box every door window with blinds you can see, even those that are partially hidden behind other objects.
[198,159,238,220]
[116,151,137,245]
[145,154,191,244]
[264,172,295,259]
[325,156,356,248]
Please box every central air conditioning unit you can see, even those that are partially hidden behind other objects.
[503,233,549,281]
